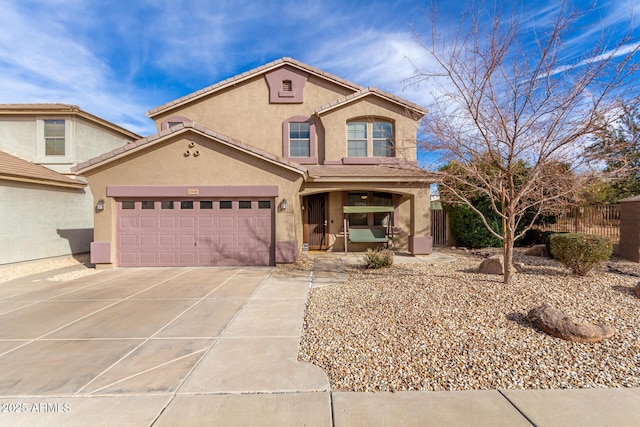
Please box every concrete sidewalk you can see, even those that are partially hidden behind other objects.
[0,254,639,426]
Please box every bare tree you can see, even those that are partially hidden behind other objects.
[410,1,639,284]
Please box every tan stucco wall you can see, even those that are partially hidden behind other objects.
[152,74,353,159]
[301,183,430,253]
[318,97,420,162]
[84,133,305,266]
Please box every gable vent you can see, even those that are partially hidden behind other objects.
[282,80,293,92]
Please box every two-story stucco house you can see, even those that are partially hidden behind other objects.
[73,58,433,268]
[0,104,140,264]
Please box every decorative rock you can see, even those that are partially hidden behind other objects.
[525,244,548,257]
[635,282,640,298]
[527,303,615,343]
[478,255,516,275]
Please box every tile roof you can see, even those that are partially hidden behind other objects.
[306,164,434,181]
[0,104,140,140]
[146,57,367,118]
[315,87,428,116]
[0,103,80,112]
[0,151,86,188]
[73,122,308,176]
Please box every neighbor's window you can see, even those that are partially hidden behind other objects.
[44,119,65,156]
[289,122,310,157]
[347,122,367,157]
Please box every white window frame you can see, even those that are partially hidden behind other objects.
[35,116,73,164]
[289,122,311,157]
[347,120,395,158]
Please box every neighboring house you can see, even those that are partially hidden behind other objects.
[0,104,140,264]
[73,58,434,268]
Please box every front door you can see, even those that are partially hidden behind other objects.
[305,193,328,250]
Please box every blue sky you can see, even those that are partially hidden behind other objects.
[1,0,638,153]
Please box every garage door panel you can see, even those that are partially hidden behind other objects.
[198,217,215,228]
[256,217,271,228]
[179,217,196,228]
[159,234,177,246]
[119,217,138,228]
[117,198,273,267]
[237,235,254,246]
[119,252,138,265]
[238,217,254,228]
[120,234,138,247]
[159,252,177,264]
[140,217,156,228]
[218,216,235,228]
[159,217,177,228]
[140,252,157,264]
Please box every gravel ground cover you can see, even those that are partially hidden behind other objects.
[298,249,640,391]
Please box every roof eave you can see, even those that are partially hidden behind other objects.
[146,58,365,119]
[74,125,308,178]
[0,174,86,189]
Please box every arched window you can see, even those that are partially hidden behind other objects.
[347,119,394,157]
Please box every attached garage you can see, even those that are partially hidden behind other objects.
[117,198,274,266]
[74,125,307,269]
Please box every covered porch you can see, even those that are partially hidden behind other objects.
[300,188,432,255]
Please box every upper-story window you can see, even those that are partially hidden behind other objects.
[347,120,394,157]
[372,122,393,157]
[282,116,317,164]
[289,122,310,157]
[347,122,368,156]
[44,119,65,156]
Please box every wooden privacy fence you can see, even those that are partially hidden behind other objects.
[538,204,620,244]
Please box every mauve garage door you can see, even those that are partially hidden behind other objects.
[117,199,273,266]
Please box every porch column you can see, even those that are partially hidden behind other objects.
[409,189,432,255]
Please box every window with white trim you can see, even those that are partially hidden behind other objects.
[289,122,310,157]
[347,120,394,157]
[347,122,367,156]
[44,119,65,156]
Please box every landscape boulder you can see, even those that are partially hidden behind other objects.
[527,303,615,343]
[525,244,548,257]
[478,255,516,275]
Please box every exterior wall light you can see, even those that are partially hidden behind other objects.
[279,198,288,211]
[96,199,105,211]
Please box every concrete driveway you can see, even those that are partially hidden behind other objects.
[0,266,330,426]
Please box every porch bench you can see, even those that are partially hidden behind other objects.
[348,228,389,246]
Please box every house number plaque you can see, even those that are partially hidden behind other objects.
[187,189,199,195]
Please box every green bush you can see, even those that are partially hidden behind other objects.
[446,199,502,249]
[363,247,394,269]
[516,228,543,247]
[549,233,612,275]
